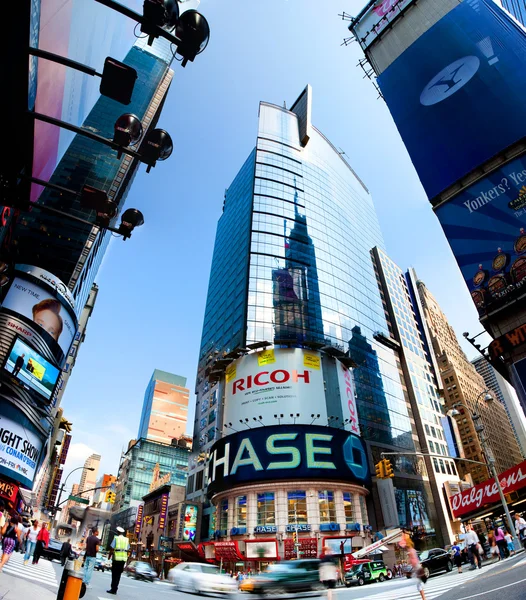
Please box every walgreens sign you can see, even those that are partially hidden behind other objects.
[450,460,526,518]
[223,348,327,428]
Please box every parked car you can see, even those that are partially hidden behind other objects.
[404,548,453,579]
[125,561,158,582]
[167,563,240,594]
[344,560,388,587]
[94,553,111,572]
[242,559,323,595]
[40,539,77,562]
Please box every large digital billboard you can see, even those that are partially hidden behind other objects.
[183,504,198,542]
[223,348,327,428]
[377,0,526,200]
[435,154,526,315]
[352,0,416,50]
[206,424,370,494]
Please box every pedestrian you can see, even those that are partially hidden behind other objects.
[487,529,499,560]
[0,517,23,572]
[33,522,50,564]
[451,541,463,574]
[60,538,73,567]
[493,526,508,560]
[319,546,338,590]
[24,520,41,565]
[464,526,481,569]
[407,541,426,600]
[83,528,100,586]
[504,530,515,556]
[106,526,130,595]
[12,352,25,377]
[514,513,526,548]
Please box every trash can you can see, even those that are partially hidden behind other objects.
[56,560,87,600]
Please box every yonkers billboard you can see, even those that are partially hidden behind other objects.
[377,0,526,200]
[206,424,370,494]
[435,154,526,315]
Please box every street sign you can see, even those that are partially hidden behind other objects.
[68,495,89,505]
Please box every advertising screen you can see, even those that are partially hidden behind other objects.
[223,348,327,428]
[435,154,526,315]
[3,337,60,403]
[183,504,198,541]
[207,424,370,494]
[377,0,526,199]
[352,0,416,50]
[2,276,77,356]
[336,360,360,435]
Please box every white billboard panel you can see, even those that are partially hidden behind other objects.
[353,0,416,49]
[223,348,327,428]
[336,359,360,436]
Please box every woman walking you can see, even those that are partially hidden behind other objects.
[33,522,50,564]
[24,520,41,565]
[0,517,22,572]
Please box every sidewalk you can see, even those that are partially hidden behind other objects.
[0,570,56,600]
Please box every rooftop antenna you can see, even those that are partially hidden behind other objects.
[283,101,287,109]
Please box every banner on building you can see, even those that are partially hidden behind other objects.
[135,504,144,535]
[377,0,526,199]
[59,434,71,465]
[351,0,417,50]
[183,504,198,542]
[450,459,526,518]
[336,359,360,435]
[158,493,169,531]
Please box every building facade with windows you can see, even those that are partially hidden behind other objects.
[188,85,445,561]
[501,0,526,26]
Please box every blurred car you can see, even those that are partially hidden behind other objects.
[125,561,158,582]
[94,553,111,572]
[167,563,238,594]
[344,561,388,587]
[404,548,453,579]
[40,539,77,562]
[242,559,322,595]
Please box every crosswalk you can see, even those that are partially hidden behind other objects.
[0,551,60,587]
[335,561,504,600]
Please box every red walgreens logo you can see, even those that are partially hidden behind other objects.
[232,370,310,394]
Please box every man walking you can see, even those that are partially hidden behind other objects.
[60,538,72,567]
[514,512,526,548]
[83,528,100,587]
[107,527,129,595]
[12,352,25,377]
[464,526,481,569]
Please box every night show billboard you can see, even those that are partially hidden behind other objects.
[435,154,526,315]
[206,424,370,494]
[377,0,526,200]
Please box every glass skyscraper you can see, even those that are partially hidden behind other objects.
[190,86,440,544]
[13,38,174,315]
[502,0,526,26]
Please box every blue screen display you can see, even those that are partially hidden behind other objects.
[435,154,526,315]
[377,0,526,199]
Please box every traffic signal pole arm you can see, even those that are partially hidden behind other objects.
[55,485,114,509]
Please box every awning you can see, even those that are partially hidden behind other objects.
[175,542,201,559]
[213,541,246,561]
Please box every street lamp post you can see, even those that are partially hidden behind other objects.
[450,390,521,552]
[51,466,95,534]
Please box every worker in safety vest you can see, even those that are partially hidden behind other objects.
[107,527,130,595]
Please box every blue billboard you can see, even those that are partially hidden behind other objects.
[206,424,370,494]
[377,0,526,200]
[435,153,526,315]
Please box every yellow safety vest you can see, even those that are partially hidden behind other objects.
[114,535,129,562]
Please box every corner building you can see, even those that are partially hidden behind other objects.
[188,86,443,566]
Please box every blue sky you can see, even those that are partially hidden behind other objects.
[61,0,489,483]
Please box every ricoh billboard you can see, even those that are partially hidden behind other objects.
[376,0,526,200]
[223,348,328,428]
[435,153,526,315]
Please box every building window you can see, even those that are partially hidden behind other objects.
[433,457,440,472]
[288,491,307,524]
[343,492,354,524]
[257,493,275,526]
[439,460,446,474]
[235,496,247,527]
[195,470,204,491]
[318,491,336,523]
[359,495,367,524]
[219,499,229,530]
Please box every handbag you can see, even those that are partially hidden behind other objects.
[416,566,428,584]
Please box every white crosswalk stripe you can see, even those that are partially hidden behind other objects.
[0,551,60,587]
[335,561,504,600]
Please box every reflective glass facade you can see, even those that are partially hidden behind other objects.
[502,0,526,26]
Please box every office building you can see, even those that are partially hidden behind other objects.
[138,370,190,445]
[188,85,444,561]
[94,473,117,506]
[472,357,526,457]
[13,38,174,314]
[501,0,526,25]
[417,281,523,484]
[79,453,101,502]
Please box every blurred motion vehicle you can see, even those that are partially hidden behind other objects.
[344,560,388,587]
[94,553,111,572]
[242,559,322,595]
[168,563,238,594]
[41,539,77,562]
[403,548,453,578]
[125,560,158,582]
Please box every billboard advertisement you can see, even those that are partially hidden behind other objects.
[223,349,327,428]
[336,360,360,435]
[183,504,198,542]
[2,275,77,357]
[435,154,526,315]
[377,0,526,200]
[207,424,370,494]
[352,0,416,50]
[0,403,44,489]
[3,337,61,403]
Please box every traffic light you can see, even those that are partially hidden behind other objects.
[292,531,298,544]
[105,490,116,504]
[105,490,111,502]
[383,459,394,478]
[375,460,386,479]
